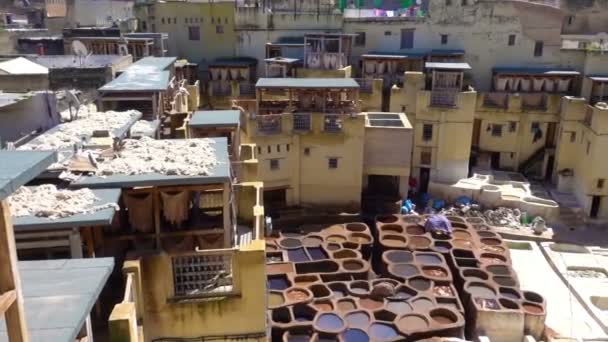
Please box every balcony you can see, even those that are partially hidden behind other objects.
[293,113,312,132]
[430,90,457,107]
[521,93,547,110]
[483,92,509,108]
[323,114,343,133]
[172,249,236,298]
[256,114,282,135]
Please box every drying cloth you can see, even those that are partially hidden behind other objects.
[424,214,453,235]
[124,192,154,233]
[161,190,190,227]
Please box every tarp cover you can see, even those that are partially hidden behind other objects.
[424,214,452,235]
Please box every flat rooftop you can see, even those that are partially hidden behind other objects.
[209,57,258,67]
[30,55,129,69]
[365,112,412,129]
[256,77,360,89]
[493,66,580,76]
[0,258,114,342]
[99,56,176,92]
[0,151,56,200]
[0,93,32,108]
[425,62,471,70]
[189,110,240,128]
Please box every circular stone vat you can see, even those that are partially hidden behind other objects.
[433,241,452,253]
[416,253,443,265]
[411,297,434,311]
[293,304,317,322]
[381,234,407,248]
[389,264,420,279]
[327,235,347,243]
[446,216,465,223]
[453,239,473,249]
[466,217,484,224]
[481,245,506,254]
[302,235,324,247]
[377,215,399,223]
[522,302,544,314]
[433,285,454,297]
[336,298,357,311]
[486,265,511,276]
[349,281,370,296]
[396,314,430,334]
[408,277,432,291]
[380,224,403,233]
[359,297,384,310]
[313,300,334,312]
[386,300,413,315]
[523,291,543,304]
[279,238,302,249]
[333,249,359,259]
[453,230,472,240]
[341,328,369,342]
[430,308,458,325]
[463,269,489,281]
[409,236,432,249]
[348,232,372,244]
[286,288,312,303]
[345,223,368,232]
[369,323,400,342]
[499,298,520,310]
[422,266,449,279]
[477,231,499,238]
[266,244,278,251]
[345,310,370,328]
[392,285,417,300]
[465,282,496,299]
[402,215,422,223]
[294,275,320,286]
[342,259,365,271]
[406,225,425,235]
[315,313,345,333]
[383,250,413,263]
[480,253,507,265]
[326,243,341,251]
[328,283,347,299]
[481,238,502,246]
[309,284,332,298]
[269,291,285,307]
[493,276,517,287]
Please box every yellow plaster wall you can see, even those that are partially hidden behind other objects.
[138,241,267,341]
[297,66,352,78]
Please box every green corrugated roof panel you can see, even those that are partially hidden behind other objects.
[0,151,57,200]
[256,78,360,89]
[189,110,240,128]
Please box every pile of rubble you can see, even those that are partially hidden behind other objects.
[9,184,119,219]
[440,205,542,231]
[95,137,218,177]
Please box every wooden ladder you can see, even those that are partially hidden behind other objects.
[0,200,29,342]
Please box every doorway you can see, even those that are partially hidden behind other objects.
[546,122,557,147]
[263,188,287,218]
[491,152,501,170]
[590,196,601,219]
[472,119,481,147]
[419,168,430,194]
[367,175,399,197]
[545,155,555,181]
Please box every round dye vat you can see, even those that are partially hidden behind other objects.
[326,243,341,251]
[524,291,544,303]
[406,225,425,235]
[349,233,372,244]
[481,238,501,246]
[337,299,357,311]
[423,267,448,278]
[341,328,369,342]
[463,269,489,281]
[343,259,365,271]
[332,290,345,298]
[482,244,506,254]
[377,215,399,223]
[416,253,442,265]
[268,276,290,290]
[478,231,499,238]
[433,285,454,297]
[433,242,452,253]
[345,311,370,328]
[346,223,368,232]
[316,313,345,332]
[409,236,431,249]
[430,309,458,325]
[393,287,417,300]
[381,234,407,248]
[499,298,520,310]
[384,250,413,263]
[269,293,285,307]
[302,235,324,247]
[327,235,347,243]
[453,230,472,239]
[523,303,544,314]
[409,278,432,291]
[386,300,413,314]
[359,298,383,310]
[286,288,311,302]
[369,323,399,342]
[396,314,429,333]
[349,282,369,296]
[280,238,302,249]
[486,265,510,275]
[453,239,473,249]
[481,256,506,265]
[389,264,419,278]
[402,216,422,223]
[493,276,517,287]
[499,288,521,300]
[380,224,403,233]
[314,302,334,312]
[287,335,311,342]
[411,297,434,311]
[333,249,358,259]
[466,284,496,298]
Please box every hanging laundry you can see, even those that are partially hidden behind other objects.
[161,190,190,228]
[124,192,154,234]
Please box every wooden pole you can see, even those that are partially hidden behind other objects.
[0,200,29,342]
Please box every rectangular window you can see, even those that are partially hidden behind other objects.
[587,141,591,155]
[257,146,262,155]
[270,159,279,170]
[420,149,432,165]
[188,26,200,41]
[304,147,310,156]
[401,29,415,49]
[598,179,604,189]
[276,144,281,152]
[509,121,517,132]
[216,25,224,34]
[491,124,503,137]
[534,41,544,57]
[570,131,576,143]
[384,31,392,36]
[286,144,290,152]
[567,15,574,25]
[422,124,433,141]
[355,32,366,46]
[508,34,516,46]
[441,34,448,45]
[531,122,540,133]
[328,158,338,169]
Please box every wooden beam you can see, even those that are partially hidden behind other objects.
[0,289,16,315]
[0,200,29,342]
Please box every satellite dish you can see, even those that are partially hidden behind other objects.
[72,40,88,57]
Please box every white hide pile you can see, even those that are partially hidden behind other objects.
[130,120,158,138]
[95,137,218,176]
[9,184,119,219]
[18,110,142,151]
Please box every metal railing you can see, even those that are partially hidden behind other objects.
[430,90,457,107]
[323,114,343,133]
[521,93,547,110]
[256,114,282,135]
[172,249,236,298]
[483,92,508,108]
[293,113,312,132]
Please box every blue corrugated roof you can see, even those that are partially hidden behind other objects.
[189,110,240,128]
[363,50,427,59]
[256,77,360,89]
[0,151,57,200]
[12,188,121,231]
[99,56,176,92]
[209,57,258,67]
[426,62,471,70]
[430,49,466,56]
[0,258,113,342]
[493,66,580,76]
